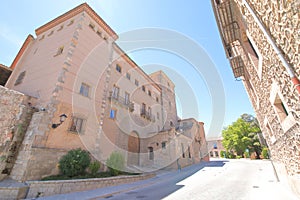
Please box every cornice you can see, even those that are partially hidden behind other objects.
[10,34,34,70]
[35,3,118,40]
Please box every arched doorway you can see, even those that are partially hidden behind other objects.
[127,131,140,166]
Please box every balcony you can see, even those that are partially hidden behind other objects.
[229,55,245,78]
[140,109,155,122]
[108,92,134,112]
[214,0,242,45]
[213,0,246,78]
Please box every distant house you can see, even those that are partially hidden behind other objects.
[207,137,225,158]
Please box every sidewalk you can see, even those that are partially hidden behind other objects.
[32,162,208,200]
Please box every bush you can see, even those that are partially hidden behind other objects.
[89,161,101,175]
[262,147,269,159]
[106,151,124,176]
[244,151,250,158]
[220,150,226,158]
[59,148,91,177]
[236,155,242,159]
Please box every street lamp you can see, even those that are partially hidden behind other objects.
[52,114,67,128]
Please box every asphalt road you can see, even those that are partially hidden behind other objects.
[39,159,298,200]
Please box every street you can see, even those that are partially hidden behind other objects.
[38,159,298,200]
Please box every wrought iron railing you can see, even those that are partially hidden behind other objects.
[140,109,155,122]
[108,91,134,112]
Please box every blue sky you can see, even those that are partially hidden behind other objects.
[0,0,255,137]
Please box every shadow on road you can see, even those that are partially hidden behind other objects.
[132,160,229,200]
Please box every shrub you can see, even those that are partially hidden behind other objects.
[59,148,91,177]
[236,155,242,159]
[262,147,269,159]
[220,150,226,158]
[244,151,250,158]
[106,151,124,176]
[89,161,101,175]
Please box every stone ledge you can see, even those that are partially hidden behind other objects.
[25,173,154,198]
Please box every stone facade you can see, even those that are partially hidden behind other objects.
[0,86,37,181]
[212,0,300,196]
[207,137,225,158]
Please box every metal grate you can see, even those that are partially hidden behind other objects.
[230,55,245,78]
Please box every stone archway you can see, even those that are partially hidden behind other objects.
[127,131,140,166]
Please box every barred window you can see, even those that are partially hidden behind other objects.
[69,117,84,133]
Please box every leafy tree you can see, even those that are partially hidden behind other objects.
[59,148,91,177]
[222,114,262,158]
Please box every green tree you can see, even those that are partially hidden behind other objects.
[222,114,262,158]
[59,148,91,177]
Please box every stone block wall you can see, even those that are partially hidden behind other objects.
[0,86,36,180]
[26,173,154,198]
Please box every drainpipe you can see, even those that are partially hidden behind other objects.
[243,0,300,96]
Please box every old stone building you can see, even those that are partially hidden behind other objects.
[212,0,300,195]
[207,137,225,158]
[0,3,208,182]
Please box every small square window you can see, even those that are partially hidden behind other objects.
[57,25,64,31]
[79,83,90,97]
[142,86,145,92]
[116,64,122,73]
[67,19,74,26]
[39,35,45,41]
[274,94,288,122]
[54,46,64,56]
[162,142,166,149]
[96,30,102,37]
[213,143,218,149]
[69,117,84,133]
[156,97,159,103]
[89,23,95,30]
[14,71,26,86]
[126,73,131,80]
[148,90,151,96]
[135,79,139,86]
[109,109,117,119]
[48,30,54,36]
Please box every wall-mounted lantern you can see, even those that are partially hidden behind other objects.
[52,114,67,128]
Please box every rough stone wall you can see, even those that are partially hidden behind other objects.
[9,111,64,181]
[233,0,300,177]
[0,86,36,180]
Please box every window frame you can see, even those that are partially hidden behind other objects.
[109,109,117,120]
[69,116,84,134]
[79,82,90,97]
[126,73,131,80]
[116,64,122,73]
[112,85,120,99]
